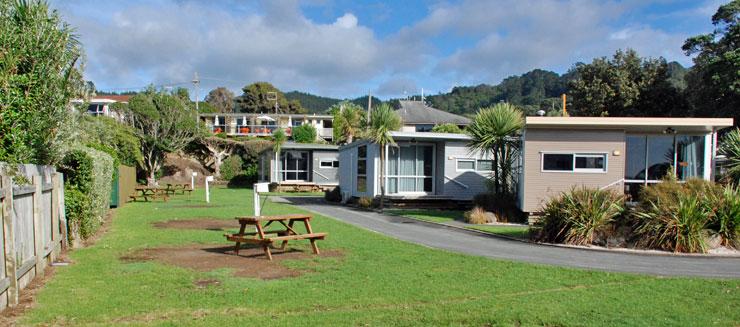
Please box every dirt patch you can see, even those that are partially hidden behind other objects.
[120,244,343,279]
[152,218,238,231]
[193,279,221,288]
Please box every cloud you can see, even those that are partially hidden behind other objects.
[375,76,418,96]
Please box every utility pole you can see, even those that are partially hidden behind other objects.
[192,72,200,112]
[367,91,372,123]
[561,93,567,116]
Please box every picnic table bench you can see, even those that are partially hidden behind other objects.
[129,186,170,202]
[163,183,193,195]
[225,214,326,260]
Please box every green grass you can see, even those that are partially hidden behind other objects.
[467,225,530,239]
[22,188,740,326]
[387,208,464,223]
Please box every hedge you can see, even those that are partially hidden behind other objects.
[59,146,114,240]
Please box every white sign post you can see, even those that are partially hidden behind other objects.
[205,176,214,203]
[253,182,269,216]
[191,172,198,190]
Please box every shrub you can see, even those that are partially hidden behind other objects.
[226,174,254,188]
[633,192,712,253]
[431,123,463,134]
[534,187,624,245]
[708,185,740,248]
[79,115,143,167]
[63,188,93,240]
[325,186,342,202]
[292,124,317,143]
[472,192,525,223]
[357,196,374,209]
[58,147,114,240]
[221,155,244,181]
[464,206,494,224]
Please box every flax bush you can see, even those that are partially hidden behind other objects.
[534,187,624,245]
[708,185,740,248]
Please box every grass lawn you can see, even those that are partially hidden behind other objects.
[467,225,530,239]
[21,188,740,326]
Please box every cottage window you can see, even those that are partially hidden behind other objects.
[356,145,367,192]
[320,159,339,168]
[476,160,493,171]
[542,153,607,172]
[456,159,475,171]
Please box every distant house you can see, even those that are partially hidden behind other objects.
[71,95,130,120]
[396,100,470,132]
[338,117,734,213]
[198,113,334,142]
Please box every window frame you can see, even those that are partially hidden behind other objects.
[540,152,608,173]
[456,158,476,172]
[319,159,339,169]
[476,159,493,172]
[356,145,367,193]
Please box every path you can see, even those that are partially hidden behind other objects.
[281,197,740,278]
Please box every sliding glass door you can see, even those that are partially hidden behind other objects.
[386,145,434,194]
[279,150,309,182]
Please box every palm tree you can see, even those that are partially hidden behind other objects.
[272,128,287,182]
[367,104,402,211]
[466,103,524,194]
[719,128,740,183]
[333,102,364,144]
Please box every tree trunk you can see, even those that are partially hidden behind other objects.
[379,145,385,212]
[347,133,353,144]
[492,145,500,194]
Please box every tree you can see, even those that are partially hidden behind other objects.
[205,87,235,113]
[0,0,84,164]
[79,115,143,167]
[122,89,200,184]
[173,87,190,101]
[719,128,740,183]
[431,123,463,134]
[292,124,317,143]
[367,104,402,211]
[331,101,365,144]
[466,103,524,195]
[272,128,287,182]
[199,137,239,177]
[234,82,306,114]
[568,49,689,117]
[683,1,740,124]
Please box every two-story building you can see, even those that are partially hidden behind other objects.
[198,113,334,142]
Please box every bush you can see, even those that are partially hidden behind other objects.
[709,185,740,248]
[325,186,342,202]
[292,124,317,143]
[464,206,494,224]
[221,155,244,181]
[226,174,254,188]
[472,192,525,223]
[431,123,463,134]
[63,188,94,240]
[79,115,143,167]
[357,196,374,209]
[534,187,624,245]
[633,192,712,253]
[58,147,114,240]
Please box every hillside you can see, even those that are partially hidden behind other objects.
[284,91,382,113]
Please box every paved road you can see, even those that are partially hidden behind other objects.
[282,197,740,278]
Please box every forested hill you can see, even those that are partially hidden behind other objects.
[284,91,382,114]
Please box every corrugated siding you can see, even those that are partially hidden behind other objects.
[311,150,339,185]
[441,142,490,200]
[338,147,354,196]
[522,129,626,212]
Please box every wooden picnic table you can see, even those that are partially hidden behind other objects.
[225,214,326,260]
[163,183,193,195]
[129,186,170,202]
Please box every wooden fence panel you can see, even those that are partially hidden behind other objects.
[0,164,64,310]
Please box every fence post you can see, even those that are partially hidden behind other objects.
[32,176,45,277]
[50,173,61,260]
[1,176,19,306]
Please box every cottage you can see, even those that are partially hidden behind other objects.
[258,142,340,191]
[338,117,734,213]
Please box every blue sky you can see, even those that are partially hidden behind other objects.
[50,0,724,100]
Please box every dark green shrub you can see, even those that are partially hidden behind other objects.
[292,124,317,143]
[325,186,341,202]
[472,192,525,223]
[64,187,94,239]
[226,174,254,188]
[534,187,624,245]
[633,192,712,253]
[708,185,740,248]
[357,196,374,209]
[221,155,244,181]
[431,123,463,133]
[60,150,95,194]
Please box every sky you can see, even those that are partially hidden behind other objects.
[49,0,725,100]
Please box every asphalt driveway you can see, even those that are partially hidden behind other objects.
[281,197,740,278]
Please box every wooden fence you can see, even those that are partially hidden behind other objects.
[0,164,65,310]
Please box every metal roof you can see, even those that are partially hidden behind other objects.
[525,116,734,133]
[396,100,471,125]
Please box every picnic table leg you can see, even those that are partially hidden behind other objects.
[255,222,273,260]
[303,219,320,255]
[279,220,296,250]
[234,222,247,255]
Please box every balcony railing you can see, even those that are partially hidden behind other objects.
[233,125,286,136]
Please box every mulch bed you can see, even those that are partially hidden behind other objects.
[120,244,343,280]
[152,218,238,231]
